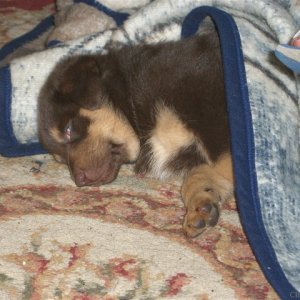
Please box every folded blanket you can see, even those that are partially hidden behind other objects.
[0,0,299,298]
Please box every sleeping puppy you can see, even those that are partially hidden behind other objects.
[38,28,234,238]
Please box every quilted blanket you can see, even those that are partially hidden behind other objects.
[0,0,299,299]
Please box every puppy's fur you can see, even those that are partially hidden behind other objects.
[38,28,233,238]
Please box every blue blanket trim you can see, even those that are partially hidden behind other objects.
[0,15,54,62]
[0,66,47,157]
[0,16,54,156]
[182,6,297,299]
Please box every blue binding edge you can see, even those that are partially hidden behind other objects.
[0,15,54,62]
[0,66,47,157]
[0,1,129,157]
[181,6,298,299]
[0,16,54,156]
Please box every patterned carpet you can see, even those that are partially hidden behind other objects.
[0,1,279,299]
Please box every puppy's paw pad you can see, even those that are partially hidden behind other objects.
[183,200,220,238]
[200,202,219,226]
[191,219,206,229]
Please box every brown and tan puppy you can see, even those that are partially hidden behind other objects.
[38,29,233,238]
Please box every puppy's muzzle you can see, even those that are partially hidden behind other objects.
[70,143,124,187]
[73,168,100,187]
[72,166,119,187]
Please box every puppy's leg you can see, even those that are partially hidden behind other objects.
[182,153,233,238]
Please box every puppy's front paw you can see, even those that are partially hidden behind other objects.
[183,189,220,238]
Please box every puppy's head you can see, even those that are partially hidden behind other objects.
[38,55,140,186]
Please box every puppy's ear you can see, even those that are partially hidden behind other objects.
[55,56,105,110]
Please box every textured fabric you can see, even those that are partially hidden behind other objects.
[0,0,299,298]
[0,154,278,299]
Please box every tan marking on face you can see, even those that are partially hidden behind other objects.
[148,106,210,178]
[50,127,65,144]
[79,106,140,162]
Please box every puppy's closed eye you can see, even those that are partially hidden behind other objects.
[63,116,90,144]
[64,120,80,143]
[64,120,72,143]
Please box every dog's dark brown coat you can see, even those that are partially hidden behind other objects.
[38,28,233,237]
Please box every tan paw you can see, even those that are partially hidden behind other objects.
[183,190,220,238]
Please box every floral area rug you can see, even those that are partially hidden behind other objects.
[0,1,279,299]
